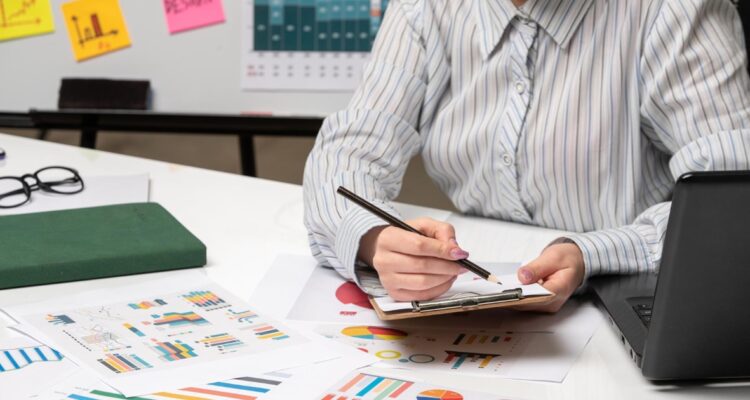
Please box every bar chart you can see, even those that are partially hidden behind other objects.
[253,0,389,52]
[242,0,390,90]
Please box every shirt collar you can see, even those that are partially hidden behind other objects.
[475,0,596,58]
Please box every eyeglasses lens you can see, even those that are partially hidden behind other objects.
[37,167,83,194]
[0,178,29,208]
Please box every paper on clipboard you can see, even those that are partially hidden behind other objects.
[372,273,552,312]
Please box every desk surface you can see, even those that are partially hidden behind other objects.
[0,132,747,399]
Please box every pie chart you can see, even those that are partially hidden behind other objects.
[340,326,408,340]
[335,281,373,309]
[416,389,464,400]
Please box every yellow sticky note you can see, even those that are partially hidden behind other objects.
[62,0,131,61]
[0,0,55,42]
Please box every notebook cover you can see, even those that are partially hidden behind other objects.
[0,202,206,290]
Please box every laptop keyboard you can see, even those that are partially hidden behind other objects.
[632,301,653,326]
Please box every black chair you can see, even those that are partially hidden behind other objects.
[737,0,750,67]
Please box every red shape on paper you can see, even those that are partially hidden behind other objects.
[335,281,373,309]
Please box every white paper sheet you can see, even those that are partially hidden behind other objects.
[308,299,603,382]
[2,270,357,396]
[446,213,571,264]
[250,254,603,382]
[372,273,552,312]
[319,370,515,400]
[32,355,373,400]
[0,174,150,216]
[0,336,78,399]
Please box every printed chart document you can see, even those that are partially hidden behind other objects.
[252,254,603,382]
[0,174,150,216]
[34,356,371,400]
[3,270,360,396]
[319,370,516,400]
[0,336,77,399]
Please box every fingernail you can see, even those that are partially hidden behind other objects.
[459,267,469,274]
[520,269,534,283]
[450,248,469,259]
[450,238,459,246]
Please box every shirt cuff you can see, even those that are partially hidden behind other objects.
[565,225,655,283]
[334,201,400,293]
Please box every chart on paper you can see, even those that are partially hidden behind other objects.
[319,371,506,400]
[242,0,390,91]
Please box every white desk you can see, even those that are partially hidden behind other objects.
[0,132,747,399]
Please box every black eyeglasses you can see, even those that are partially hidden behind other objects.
[0,166,85,209]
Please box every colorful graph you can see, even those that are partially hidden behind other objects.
[61,0,131,61]
[182,290,230,310]
[443,350,498,369]
[253,0,389,52]
[46,314,75,325]
[250,323,289,341]
[0,345,63,373]
[452,333,512,346]
[128,299,167,310]
[417,389,464,400]
[81,331,129,352]
[336,281,373,309]
[123,323,145,337]
[149,339,198,362]
[322,373,413,400]
[226,308,258,323]
[151,311,209,328]
[197,333,245,352]
[0,0,55,42]
[341,326,407,341]
[55,373,289,399]
[96,353,152,374]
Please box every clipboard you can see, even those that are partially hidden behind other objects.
[369,288,554,320]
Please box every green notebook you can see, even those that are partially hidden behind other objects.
[0,202,206,290]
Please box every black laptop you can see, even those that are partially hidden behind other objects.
[589,171,750,380]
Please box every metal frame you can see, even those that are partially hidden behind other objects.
[0,110,323,177]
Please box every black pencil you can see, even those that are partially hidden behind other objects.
[336,186,500,284]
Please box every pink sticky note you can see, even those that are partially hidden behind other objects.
[163,0,225,34]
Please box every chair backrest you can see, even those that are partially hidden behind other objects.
[735,0,750,63]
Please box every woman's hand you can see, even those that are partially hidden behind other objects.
[358,217,468,301]
[515,242,585,312]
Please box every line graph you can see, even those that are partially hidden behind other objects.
[0,0,42,29]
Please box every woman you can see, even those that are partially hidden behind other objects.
[303,0,750,311]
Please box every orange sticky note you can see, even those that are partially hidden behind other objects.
[0,0,55,42]
[62,0,131,61]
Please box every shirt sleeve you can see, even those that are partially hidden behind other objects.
[567,0,750,281]
[302,0,428,288]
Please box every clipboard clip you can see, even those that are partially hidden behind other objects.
[411,288,524,312]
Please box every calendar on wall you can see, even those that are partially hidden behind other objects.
[242,0,389,91]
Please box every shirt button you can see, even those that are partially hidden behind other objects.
[502,153,514,166]
[515,81,526,94]
[513,210,525,218]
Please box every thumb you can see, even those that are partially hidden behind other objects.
[518,258,560,284]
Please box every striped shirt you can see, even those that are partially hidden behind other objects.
[303,0,750,287]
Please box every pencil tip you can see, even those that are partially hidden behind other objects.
[487,274,501,284]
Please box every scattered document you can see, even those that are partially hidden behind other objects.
[310,299,602,382]
[320,370,513,400]
[34,355,372,400]
[0,0,55,42]
[62,0,131,61]
[0,336,77,399]
[252,254,603,382]
[163,0,225,33]
[3,270,351,396]
[0,173,150,216]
